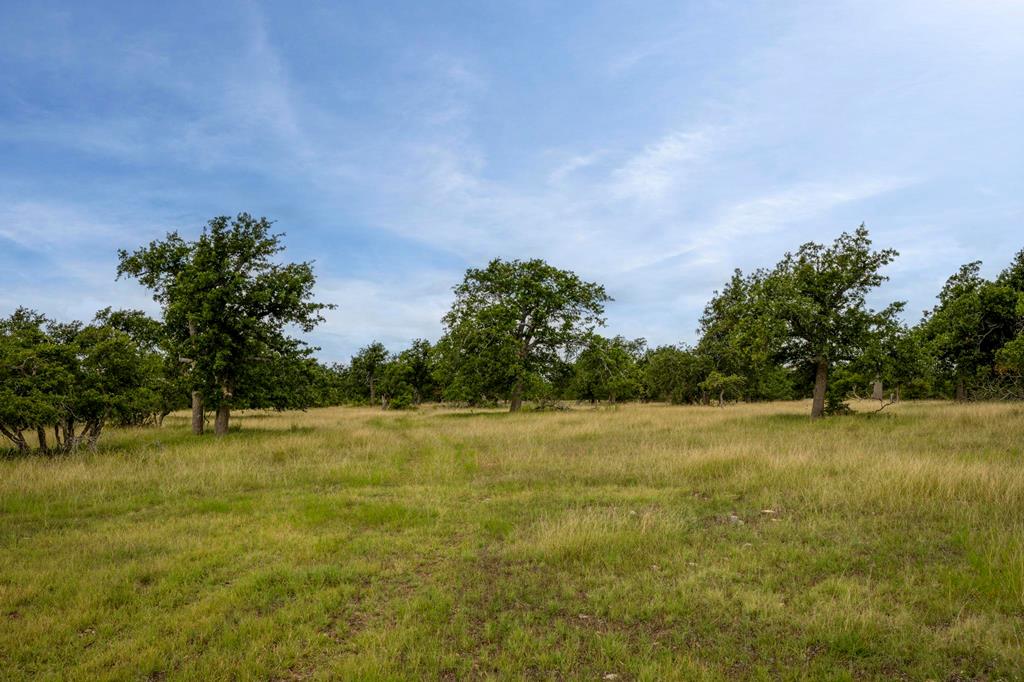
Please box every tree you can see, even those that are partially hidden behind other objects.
[996,248,1024,292]
[378,360,416,410]
[48,320,156,450]
[993,254,1024,392]
[439,258,610,412]
[696,269,793,402]
[920,261,1019,400]
[763,225,901,418]
[641,345,702,404]
[850,320,930,403]
[349,342,390,405]
[433,323,518,406]
[699,371,745,407]
[118,214,333,435]
[0,309,65,452]
[376,339,438,408]
[571,335,645,403]
[0,309,154,453]
[398,339,439,404]
[93,307,188,426]
[995,332,1024,379]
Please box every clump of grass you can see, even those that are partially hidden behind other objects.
[1,400,1022,679]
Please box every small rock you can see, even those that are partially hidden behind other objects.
[603,675,620,680]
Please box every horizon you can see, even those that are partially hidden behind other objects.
[2,1,1022,361]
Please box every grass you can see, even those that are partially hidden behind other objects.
[1,400,1022,680]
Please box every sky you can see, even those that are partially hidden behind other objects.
[1,0,1022,361]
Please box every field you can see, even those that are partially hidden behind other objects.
[1,402,1023,680]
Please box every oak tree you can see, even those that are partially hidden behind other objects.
[763,225,901,418]
[439,258,610,411]
[118,214,332,435]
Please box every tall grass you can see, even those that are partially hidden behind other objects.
[1,400,1022,679]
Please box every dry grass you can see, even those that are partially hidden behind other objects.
[1,400,1023,680]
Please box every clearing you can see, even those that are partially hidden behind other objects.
[1,402,1022,679]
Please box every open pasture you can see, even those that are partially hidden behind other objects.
[1,401,1022,680]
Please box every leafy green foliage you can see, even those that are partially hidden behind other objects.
[570,335,645,403]
[117,214,333,433]
[8,215,1024,429]
[348,341,390,405]
[437,258,610,410]
[920,257,1022,399]
[0,309,65,451]
[0,309,155,452]
[698,371,745,406]
[377,339,438,409]
[761,224,902,416]
[93,307,189,425]
[640,345,703,404]
[696,269,793,401]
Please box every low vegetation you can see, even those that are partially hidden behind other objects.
[2,401,1022,679]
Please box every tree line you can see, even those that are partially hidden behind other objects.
[2,215,1023,452]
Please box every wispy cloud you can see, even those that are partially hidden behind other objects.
[315,273,453,354]
[547,151,606,185]
[1,0,1021,358]
[607,38,676,76]
[610,128,718,201]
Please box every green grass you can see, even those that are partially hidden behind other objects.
[1,401,1022,680]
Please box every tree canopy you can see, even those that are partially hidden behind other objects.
[437,258,611,411]
[0,309,156,452]
[761,225,902,417]
[8,219,1024,454]
[117,214,333,434]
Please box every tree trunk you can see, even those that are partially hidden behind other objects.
[63,418,78,451]
[509,380,523,413]
[86,422,103,450]
[186,320,204,435]
[718,389,725,407]
[214,405,230,435]
[191,391,205,435]
[871,379,883,401]
[369,377,376,405]
[955,379,966,402]
[0,425,28,453]
[811,360,828,419]
[36,427,48,453]
[214,381,232,436]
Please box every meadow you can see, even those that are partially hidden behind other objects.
[1,401,1022,680]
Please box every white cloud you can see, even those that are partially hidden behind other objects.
[547,151,606,185]
[610,128,717,201]
[607,38,676,76]
[0,201,141,250]
[4,0,1021,358]
[313,274,453,358]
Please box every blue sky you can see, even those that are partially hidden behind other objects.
[2,1,1022,361]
